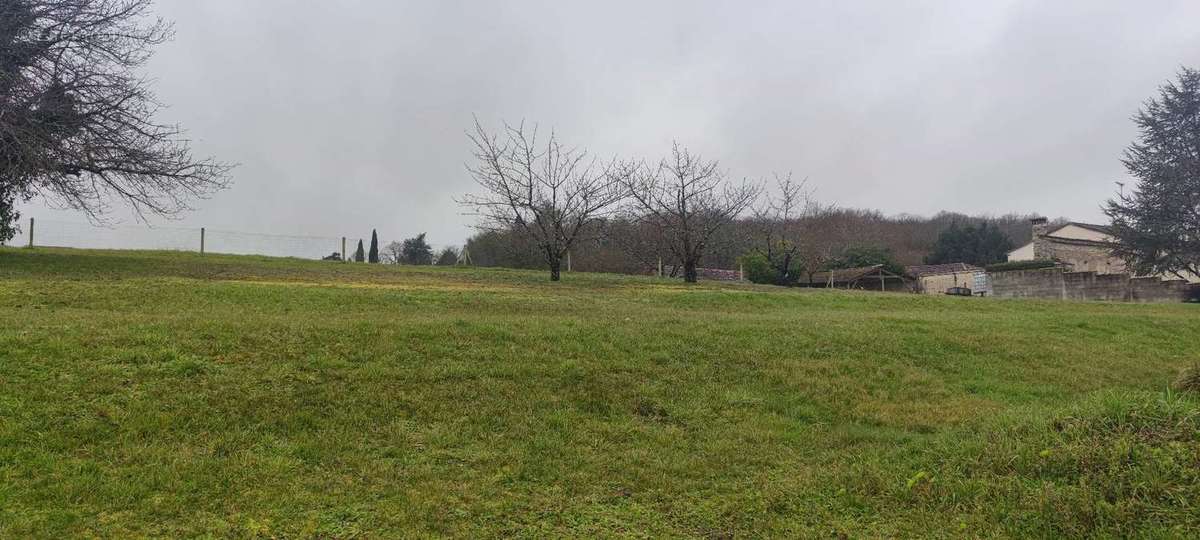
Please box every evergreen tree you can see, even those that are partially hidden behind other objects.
[400,233,434,265]
[354,239,365,262]
[1105,67,1200,279]
[435,247,460,266]
[925,222,1013,266]
[368,229,380,263]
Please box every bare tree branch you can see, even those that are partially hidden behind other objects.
[0,0,232,237]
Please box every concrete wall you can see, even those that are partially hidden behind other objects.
[990,267,1193,303]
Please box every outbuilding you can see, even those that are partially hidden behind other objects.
[905,263,986,295]
[796,264,910,291]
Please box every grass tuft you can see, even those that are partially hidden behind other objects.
[1174,364,1200,393]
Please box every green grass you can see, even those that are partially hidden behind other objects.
[1,247,1198,538]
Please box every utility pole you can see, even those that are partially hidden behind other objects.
[200,227,205,254]
[341,237,346,262]
[27,217,33,248]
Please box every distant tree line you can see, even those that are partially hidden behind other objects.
[332,228,459,266]
[462,207,1044,281]
[463,66,1200,284]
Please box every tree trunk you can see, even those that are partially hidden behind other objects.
[683,260,698,283]
[549,259,562,282]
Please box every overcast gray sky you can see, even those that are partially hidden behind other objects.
[19,0,1200,247]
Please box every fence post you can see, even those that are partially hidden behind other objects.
[27,217,34,248]
[567,250,572,272]
[739,262,744,281]
[200,227,205,254]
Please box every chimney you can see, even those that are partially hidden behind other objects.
[1030,217,1051,260]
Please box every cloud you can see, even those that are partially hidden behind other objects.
[19,0,1200,248]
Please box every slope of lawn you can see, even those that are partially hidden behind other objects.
[1,247,1198,538]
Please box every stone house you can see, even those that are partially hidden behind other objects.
[1007,218,1126,274]
[905,263,986,295]
[1008,217,1198,282]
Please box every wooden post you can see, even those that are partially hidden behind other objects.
[341,237,346,262]
[27,217,34,248]
[657,256,663,277]
[567,250,572,272]
[879,272,884,291]
[739,262,744,281]
[200,227,205,254]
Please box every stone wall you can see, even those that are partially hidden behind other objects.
[916,271,984,295]
[1043,241,1126,275]
[990,267,1193,302]
[695,267,742,281]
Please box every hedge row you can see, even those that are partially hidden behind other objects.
[985,260,1059,272]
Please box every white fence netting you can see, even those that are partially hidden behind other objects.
[2,218,457,263]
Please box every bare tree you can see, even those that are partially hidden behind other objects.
[749,173,810,284]
[797,207,855,285]
[609,217,675,276]
[461,119,627,281]
[624,143,761,283]
[0,0,231,236]
[382,241,404,264]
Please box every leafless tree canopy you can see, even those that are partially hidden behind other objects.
[461,118,627,281]
[0,0,231,225]
[749,173,813,284]
[624,143,760,282]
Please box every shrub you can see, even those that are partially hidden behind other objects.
[985,260,1058,272]
[739,252,801,286]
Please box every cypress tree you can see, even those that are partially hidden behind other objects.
[368,229,380,263]
[354,239,366,262]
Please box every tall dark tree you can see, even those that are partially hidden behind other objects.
[368,229,380,263]
[925,222,1013,266]
[1105,67,1200,279]
[0,0,230,241]
[461,119,628,281]
[354,239,365,262]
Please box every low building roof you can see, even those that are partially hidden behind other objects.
[1060,222,1113,235]
[797,264,907,286]
[905,263,981,278]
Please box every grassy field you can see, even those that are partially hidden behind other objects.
[1,247,1198,538]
